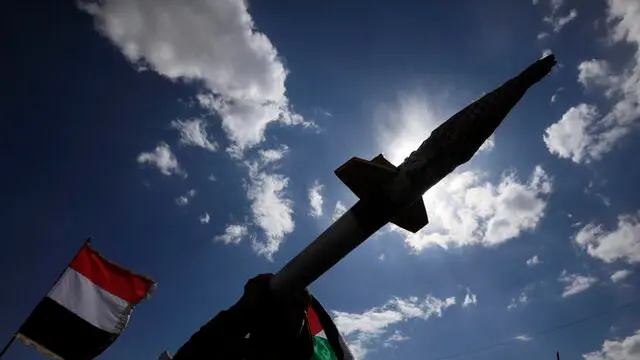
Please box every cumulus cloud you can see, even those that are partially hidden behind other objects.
[373,91,497,166]
[574,212,640,265]
[583,330,640,360]
[171,119,218,151]
[245,162,294,260]
[538,32,550,40]
[137,142,184,176]
[558,270,598,298]
[175,189,196,206]
[610,269,632,282]
[578,60,620,93]
[545,0,640,163]
[550,87,563,103]
[394,166,552,251]
[258,145,289,165]
[333,295,456,359]
[515,334,533,342]
[479,135,495,152]
[507,290,530,310]
[79,0,312,157]
[214,224,249,244]
[543,104,617,163]
[550,0,564,14]
[526,255,542,267]
[199,212,210,224]
[462,289,478,308]
[374,93,550,244]
[544,8,578,33]
[332,201,348,221]
[208,174,217,182]
[374,91,551,251]
[383,330,410,348]
[308,181,324,218]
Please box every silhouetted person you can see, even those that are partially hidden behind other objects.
[172,274,313,359]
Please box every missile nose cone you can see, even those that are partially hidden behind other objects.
[519,54,557,84]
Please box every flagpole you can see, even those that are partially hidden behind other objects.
[0,336,15,358]
[0,238,91,359]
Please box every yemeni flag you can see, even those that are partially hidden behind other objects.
[16,243,156,360]
[307,297,353,360]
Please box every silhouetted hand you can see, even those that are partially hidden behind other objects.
[235,273,313,359]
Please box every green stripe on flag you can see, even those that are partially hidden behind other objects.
[311,336,339,360]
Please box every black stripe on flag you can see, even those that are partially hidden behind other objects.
[18,297,117,360]
[311,296,346,360]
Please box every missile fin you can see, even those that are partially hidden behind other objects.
[371,154,396,170]
[391,198,429,233]
[335,157,398,200]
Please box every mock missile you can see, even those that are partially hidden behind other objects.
[271,55,557,295]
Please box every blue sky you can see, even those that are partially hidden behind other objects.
[1,0,640,359]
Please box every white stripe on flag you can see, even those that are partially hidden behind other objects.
[48,268,129,333]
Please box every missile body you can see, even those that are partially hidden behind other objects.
[271,55,557,295]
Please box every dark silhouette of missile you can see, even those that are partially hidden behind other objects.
[271,55,557,295]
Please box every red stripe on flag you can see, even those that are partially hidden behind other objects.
[307,305,323,336]
[69,244,154,303]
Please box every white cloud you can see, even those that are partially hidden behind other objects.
[137,142,184,176]
[543,104,616,163]
[544,9,578,33]
[574,212,640,265]
[546,0,640,163]
[214,224,249,244]
[611,269,632,282]
[395,166,552,251]
[597,194,612,207]
[332,201,348,221]
[374,91,496,167]
[507,290,530,310]
[538,32,550,40]
[378,254,386,261]
[558,270,598,298]
[175,188,196,206]
[578,60,620,93]
[171,119,218,151]
[79,0,312,157]
[550,0,564,13]
[258,145,289,165]
[583,330,640,360]
[542,49,553,58]
[462,289,478,308]
[208,174,217,182]
[383,330,410,348]
[526,255,542,267]
[550,87,563,103]
[374,92,551,252]
[479,135,495,152]
[245,163,294,260]
[515,334,533,342]
[199,212,210,224]
[333,295,456,359]
[308,181,324,218]
[532,0,539,4]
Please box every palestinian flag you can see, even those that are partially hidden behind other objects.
[16,243,156,360]
[307,297,353,360]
